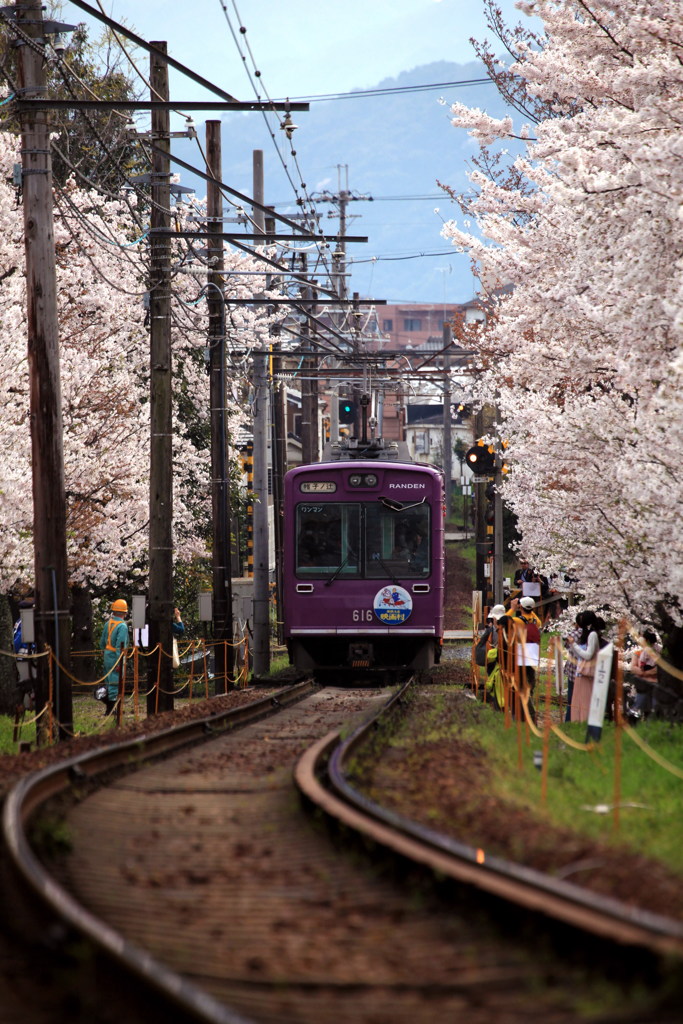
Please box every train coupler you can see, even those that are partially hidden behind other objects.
[348,642,374,669]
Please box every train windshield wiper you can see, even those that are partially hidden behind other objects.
[375,557,400,585]
[378,496,426,512]
[324,554,350,587]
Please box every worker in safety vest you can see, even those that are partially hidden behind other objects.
[99,599,129,716]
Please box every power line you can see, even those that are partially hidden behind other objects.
[271,77,492,103]
[351,250,458,264]
[268,194,448,206]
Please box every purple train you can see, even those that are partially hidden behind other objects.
[283,440,445,681]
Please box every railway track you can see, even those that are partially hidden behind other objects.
[3,677,681,1023]
[298,683,683,960]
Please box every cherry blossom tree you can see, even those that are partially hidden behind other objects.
[0,129,279,644]
[442,1,683,688]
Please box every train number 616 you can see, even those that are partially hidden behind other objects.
[352,609,374,622]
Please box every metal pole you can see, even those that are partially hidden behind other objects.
[493,458,504,604]
[338,188,348,304]
[299,256,314,464]
[252,150,265,234]
[442,324,453,520]
[257,152,285,646]
[309,281,320,460]
[272,372,286,645]
[252,350,270,676]
[17,0,72,739]
[206,120,233,691]
[473,410,487,604]
[146,42,174,714]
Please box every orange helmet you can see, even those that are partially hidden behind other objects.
[111,599,128,615]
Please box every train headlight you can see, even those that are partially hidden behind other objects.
[364,473,378,487]
[349,474,362,487]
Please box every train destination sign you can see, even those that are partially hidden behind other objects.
[300,481,337,493]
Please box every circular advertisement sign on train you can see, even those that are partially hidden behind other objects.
[373,586,413,624]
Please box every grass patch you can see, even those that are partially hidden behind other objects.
[0,713,24,753]
[267,652,292,676]
[454,701,683,872]
[1,688,212,754]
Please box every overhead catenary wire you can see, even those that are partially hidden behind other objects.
[217,0,339,287]
[31,37,294,353]
[11,3,448,358]
[271,77,493,103]
[52,191,151,298]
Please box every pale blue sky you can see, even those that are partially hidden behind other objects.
[64,0,531,105]
[60,0,535,301]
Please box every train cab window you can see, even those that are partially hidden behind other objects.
[296,504,360,577]
[365,504,430,578]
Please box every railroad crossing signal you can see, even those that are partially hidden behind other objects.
[465,441,496,476]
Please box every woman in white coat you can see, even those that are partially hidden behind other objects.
[567,612,605,722]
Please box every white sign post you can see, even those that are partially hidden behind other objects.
[554,640,564,697]
[472,590,482,629]
[586,642,614,742]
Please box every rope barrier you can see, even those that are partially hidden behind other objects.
[622,723,683,780]
[10,703,50,731]
[473,614,682,777]
[0,647,48,659]
[5,626,270,746]
[48,649,127,687]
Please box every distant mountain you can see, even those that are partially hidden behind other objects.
[172,60,517,304]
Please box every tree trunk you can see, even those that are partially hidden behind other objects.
[71,585,95,684]
[655,603,683,722]
[0,594,18,715]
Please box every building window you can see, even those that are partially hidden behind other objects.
[404,318,421,331]
[382,318,393,332]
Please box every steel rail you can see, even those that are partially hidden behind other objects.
[294,680,683,960]
[3,680,316,1024]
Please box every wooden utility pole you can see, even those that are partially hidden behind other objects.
[206,119,233,691]
[146,42,174,714]
[16,0,72,739]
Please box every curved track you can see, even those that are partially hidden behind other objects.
[3,679,682,1023]
[297,685,683,958]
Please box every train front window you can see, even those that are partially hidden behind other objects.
[296,504,360,577]
[365,503,430,578]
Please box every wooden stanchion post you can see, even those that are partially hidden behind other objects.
[47,651,54,742]
[116,654,125,726]
[471,632,479,697]
[133,646,139,720]
[155,647,161,715]
[541,660,552,806]
[188,641,195,704]
[503,625,512,729]
[613,620,626,833]
[203,639,209,699]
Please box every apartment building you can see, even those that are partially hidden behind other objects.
[376,302,463,349]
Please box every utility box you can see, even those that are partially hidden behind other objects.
[231,578,254,625]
